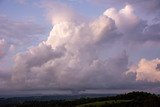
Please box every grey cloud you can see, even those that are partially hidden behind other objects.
[11,44,129,91]
[142,22,160,42]
[123,20,160,44]
[0,69,11,90]
[12,43,64,89]
[156,64,160,71]
[0,70,11,79]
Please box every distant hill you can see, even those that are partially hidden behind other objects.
[0,91,160,107]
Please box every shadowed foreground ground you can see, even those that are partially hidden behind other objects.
[0,91,160,107]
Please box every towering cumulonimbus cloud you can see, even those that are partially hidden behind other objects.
[9,5,130,91]
[0,2,159,92]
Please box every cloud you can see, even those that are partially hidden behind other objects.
[46,15,120,48]
[103,4,160,44]
[103,5,139,33]
[8,5,127,91]
[40,0,80,24]
[0,14,47,90]
[11,42,64,90]
[0,3,159,92]
[11,44,128,90]
[0,15,46,46]
[142,22,160,42]
[0,39,7,58]
[0,68,11,90]
[0,38,12,59]
[127,58,160,82]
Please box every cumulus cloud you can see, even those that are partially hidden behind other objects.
[6,5,129,91]
[11,45,128,90]
[0,2,159,92]
[40,0,80,24]
[103,5,139,33]
[0,14,47,90]
[11,42,64,90]
[46,15,120,48]
[103,4,160,44]
[8,6,124,90]
[127,58,160,82]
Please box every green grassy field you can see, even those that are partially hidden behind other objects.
[76,100,131,107]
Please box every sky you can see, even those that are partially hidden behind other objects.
[0,0,160,94]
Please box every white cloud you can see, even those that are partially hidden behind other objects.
[46,15,120,48]
[127,58,160,82]
[40,0,79,24]
[103,4,139,33]
[0,3,159,92]
[8,5,129,91]
[103,4,160,44]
